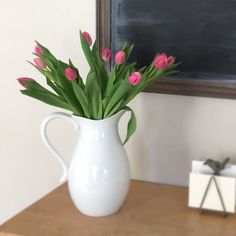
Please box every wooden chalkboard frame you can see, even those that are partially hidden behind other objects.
[96,0,236,99]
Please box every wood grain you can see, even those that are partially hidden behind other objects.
[96,0,110,54]
[1,181,236,236]
[0,233,21,236]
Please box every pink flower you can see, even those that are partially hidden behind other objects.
[17,77,34,89]
[34,58,46,69]
[82,31,92,46]
[34,44,44,55]
[128,72,142,86]
[65,67,77,81]
[167,56,175,67]
[154,53,168,69]
[115,50,126,64]
[101,48,112,61]
[154,53,175,69]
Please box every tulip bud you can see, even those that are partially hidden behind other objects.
[128,72,142,86]
[17,77,34,89]
[34,44,44,55]
[65,67,77,81]
[167,56,175,67]
[34,58,46,69]
[82,31,92,46]
[101,48,112,61]
[154,53,176,70]
[154,53,169,70]
[115,50,126,65]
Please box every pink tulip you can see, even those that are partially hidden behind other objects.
[17,77,34,89]
[34,44,44,55]
[101,48,112,61]
[128,72,142,86]
[34,58,46,69]
[82,31,92,46]
[65,67,77,81]
[167,56,175,67]
[115,50,126,64]
[154,53,168,69]
[154,53,175,69]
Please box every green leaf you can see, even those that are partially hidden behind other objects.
[21,89,74,112]
[114,43,136,85]
[106,100,123,117]
[122,106,137,145]
[123,69,164,106]
[104,68,116,97]
[23,79,55,94]
[56,85,84,116]
[91,81,102,119]
[116,62,136,82]
[91,42,108,94]
[72,82,90,118]
[56,60,71,88]
[79,31,95,71]
[32,53,55,70]
[115,43,134,77]
[85,71,96,95]
[165,70,179,76]
[102,80,122,110]
[104,74,131,117]
[69,58,85,89]
[96,92,103,119]
[27,60,60,85]
[27,59,85,115]
[22,79,69,106]
[68,59,75,67]
[122,43,134,63]
[80,32,110,97]
[84,72,102,119]
[46,78,64,97]
[55,60,84,116]
[35,41,58,67]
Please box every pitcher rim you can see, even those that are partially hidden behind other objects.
[71,109,126,123]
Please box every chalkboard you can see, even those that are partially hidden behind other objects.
[111,0,236,80]
[96,0,236,98]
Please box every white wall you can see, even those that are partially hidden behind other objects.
[1,0,236,225]
[0,0,95,224]
[125,93,236,186]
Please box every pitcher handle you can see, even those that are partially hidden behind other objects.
[40,112,78,182]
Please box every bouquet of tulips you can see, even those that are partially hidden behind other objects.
[17,31,177,144]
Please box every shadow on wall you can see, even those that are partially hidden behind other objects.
[127,92,236,186]
[128,93,193,186]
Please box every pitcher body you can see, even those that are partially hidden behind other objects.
[41,111,130,216]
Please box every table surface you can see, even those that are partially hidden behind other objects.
[1,180,236,236]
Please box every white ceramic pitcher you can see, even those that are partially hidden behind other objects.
[41,110,130,217]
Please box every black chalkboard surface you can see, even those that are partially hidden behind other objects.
[111,0,236,80]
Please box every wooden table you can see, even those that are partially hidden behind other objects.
[1,181,236,236]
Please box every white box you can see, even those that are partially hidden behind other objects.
[192,160,236,204]
[189,173,235,213]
